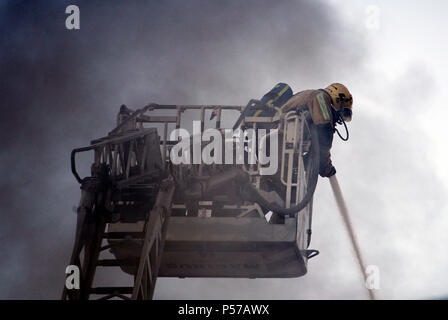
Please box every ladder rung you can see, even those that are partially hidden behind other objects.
[90,287,133,294]
[97,259,138,267]
[102,232,145,239]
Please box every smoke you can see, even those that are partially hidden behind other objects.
[0,0,368,299]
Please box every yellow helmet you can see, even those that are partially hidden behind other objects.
[324,83,353,122]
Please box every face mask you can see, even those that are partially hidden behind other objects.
[341,108,352,122]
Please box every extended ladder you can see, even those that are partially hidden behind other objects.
[62,177,174,300]
[63,124,175,300]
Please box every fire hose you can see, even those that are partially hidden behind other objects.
[248,122,320,216]
[329,175,376,300]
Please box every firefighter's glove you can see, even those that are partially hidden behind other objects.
[320,164,336,178]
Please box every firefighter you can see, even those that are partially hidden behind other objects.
[280,83,353,178]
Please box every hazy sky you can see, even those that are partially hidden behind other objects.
[1,0,447,299]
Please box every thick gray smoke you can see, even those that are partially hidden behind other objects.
[0,0,367,299]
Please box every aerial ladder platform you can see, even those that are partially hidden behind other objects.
[63,102,320,300]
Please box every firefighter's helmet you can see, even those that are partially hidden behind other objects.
[324,83,353,122]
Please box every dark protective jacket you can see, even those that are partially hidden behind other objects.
[280,89,336,177]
